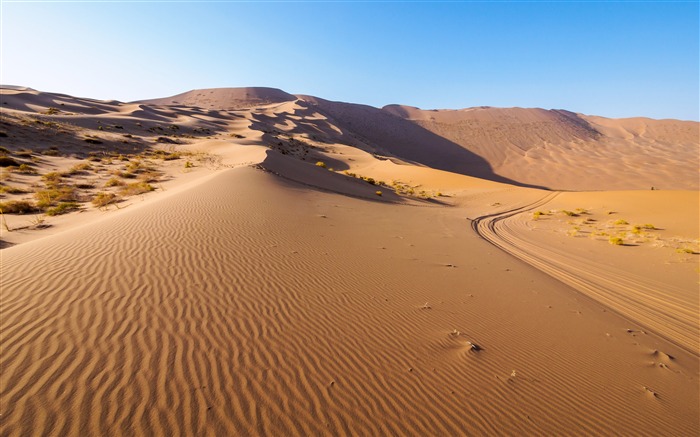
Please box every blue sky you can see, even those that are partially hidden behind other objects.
[1,1,698,120]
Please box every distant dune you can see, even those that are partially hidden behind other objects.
[382,104,699,191]
[137,87,297,109]
[1,86,698,436]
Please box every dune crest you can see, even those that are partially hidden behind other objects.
[137,87,297,109]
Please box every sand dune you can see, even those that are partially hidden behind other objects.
[1,87,698,435]
[384,105,699,191]
[138,87,297,110]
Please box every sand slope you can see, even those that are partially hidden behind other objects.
[384,105,699,191]
[2,163,698,436]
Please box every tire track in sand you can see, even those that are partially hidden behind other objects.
[470,191,699,356]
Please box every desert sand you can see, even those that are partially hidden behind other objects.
[1,86,698,435]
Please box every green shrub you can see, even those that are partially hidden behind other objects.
[35,186,78,208]
[0,185,27,194]
[119,182,154,196]
[92,192,118,207]
[17,164,37,174]
[41,172,63,187]
[105,177,125,187]
[45,202,80,216]
[65,162,93,175]
[362,176,376,185]
[0,200,38,214]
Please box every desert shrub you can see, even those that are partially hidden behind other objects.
[111,170,137,179]
[42,148,60,156]
[41,172,63,187]
[35,186,78,208]
[609,237,624,246]
[138,171,162,183]
[0,185,28,194]
[75,182,96,189]
[45,202,80,216]
[84,138,103,144]
[676,248,695,254]
[15,150,33,158]
[344,171,356,177]
[375,190,382,196]
[119,182,154,196]
[614,219,629,225]
[316,161,327,168]
[105,177,125,187]
[92,192,118,207]
[362,176,376,185]
[65,162,93,175]
[562,210,578,217]
[642,224,656,230]
[184,161,193,168]
[0,200,38,214]
[0,146,10,154]
[126,160,154,174]
[533,211,544,219]
[17,164,37,174]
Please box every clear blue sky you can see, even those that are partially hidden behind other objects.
[2,1,698,120]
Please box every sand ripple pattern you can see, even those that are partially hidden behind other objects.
[2,169,698,436]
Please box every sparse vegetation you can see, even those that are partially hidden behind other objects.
[35,186,78,208]
[609,237,624,246]
[0,185,28,194]
[119,182,154,196]
[64,162,93,176]
[45,202,80,216]
[316,161,327,168]
[614,219,629,225]
[92,192,118,208]
[0,200,38,214]
[41,172,63,187]
[105,177,126,187]
[375,190,382,196]
[16,164,37,174]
